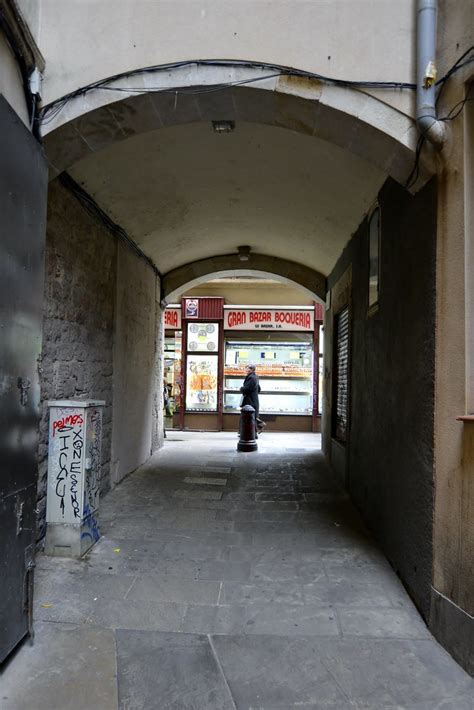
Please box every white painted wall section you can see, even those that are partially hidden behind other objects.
[111,243,157,484]
[0,31,29,125]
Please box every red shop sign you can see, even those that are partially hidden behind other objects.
[164,307,182,329]
[225,308,314,331]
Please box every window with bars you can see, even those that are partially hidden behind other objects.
[333,306,350,442]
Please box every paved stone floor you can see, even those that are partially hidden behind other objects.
[2,432,473,709]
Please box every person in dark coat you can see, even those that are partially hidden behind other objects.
[240,364,266,435]
[240,364,260,416]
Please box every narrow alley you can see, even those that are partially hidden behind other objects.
[2,433,472,709]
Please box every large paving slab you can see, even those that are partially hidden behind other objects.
[211,634,473,709]
[5,431,472,708]
[115,630,235,709]
[0,622,117,710]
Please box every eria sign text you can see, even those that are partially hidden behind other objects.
[164,308,182,329]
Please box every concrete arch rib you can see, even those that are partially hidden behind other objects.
[162,254,327,306]
[42,63,433,190]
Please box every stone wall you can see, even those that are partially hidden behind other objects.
[37,181,117,540]
[324,177,437,620]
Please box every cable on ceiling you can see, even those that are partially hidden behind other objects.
[59,172,161,279]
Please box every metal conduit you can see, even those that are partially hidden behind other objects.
[417,0,446,146]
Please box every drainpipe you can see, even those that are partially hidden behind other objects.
[417,0,446,146]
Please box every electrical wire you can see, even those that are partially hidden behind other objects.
[439,89,474,123]
[38,58,416,126]
[38,48,474,128]
[39,48,474,190]
[405,45,474,189]
[405,134,426,190]
[436,45,474,93]
[59,172,161,278]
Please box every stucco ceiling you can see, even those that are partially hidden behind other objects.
[69,121,386,277]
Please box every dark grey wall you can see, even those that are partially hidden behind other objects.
[36,181,117,540]
[327,178,437,619]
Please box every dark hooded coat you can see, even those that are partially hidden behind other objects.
[240,371,260,416]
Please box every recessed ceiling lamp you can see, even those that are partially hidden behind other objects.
[237,245,251,261]
[212,120,235,133]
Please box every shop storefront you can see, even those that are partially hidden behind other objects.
[164,298,324,432]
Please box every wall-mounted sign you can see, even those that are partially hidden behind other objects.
[164,307,182,329]
[185,299,199,318]
[224,308,314,331]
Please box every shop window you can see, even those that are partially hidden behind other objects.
[368,205,380,310]
[186,354,218,411]
[332,306,350,442]
[164,331,182,417]
[185,323,219,411]
[223,335,313,415]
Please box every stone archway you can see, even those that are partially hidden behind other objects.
[162,253,326,305]
[42,63,433,191]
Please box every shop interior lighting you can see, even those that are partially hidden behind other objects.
[237,245,251,261]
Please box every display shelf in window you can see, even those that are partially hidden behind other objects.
[223,339,313,416]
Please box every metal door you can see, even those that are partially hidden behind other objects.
[0,95,47,662]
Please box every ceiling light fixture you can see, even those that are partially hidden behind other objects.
[212,120,235,133]
[237,245,251,261]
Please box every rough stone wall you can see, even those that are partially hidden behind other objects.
[325,177,437,620]
[37,181,117,540]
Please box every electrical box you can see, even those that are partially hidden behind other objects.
[45,400,105,557]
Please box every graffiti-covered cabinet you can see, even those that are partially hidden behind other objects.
[0,97,48,663]
[45,400,104,557]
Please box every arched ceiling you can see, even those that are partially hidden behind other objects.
[68,120,386,277]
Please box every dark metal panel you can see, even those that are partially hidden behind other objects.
[0,488,36,661]
[333,306,350,442]
[0,95,47,662]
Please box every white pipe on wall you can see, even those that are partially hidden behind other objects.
[416,0,446,146]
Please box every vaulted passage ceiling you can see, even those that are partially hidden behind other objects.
[68,120,386,276]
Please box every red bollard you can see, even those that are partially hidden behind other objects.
[237,405,258,452]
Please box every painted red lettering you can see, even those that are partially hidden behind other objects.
[165,311,178,327]
[227,311,246,327]
[52,414,84,436]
